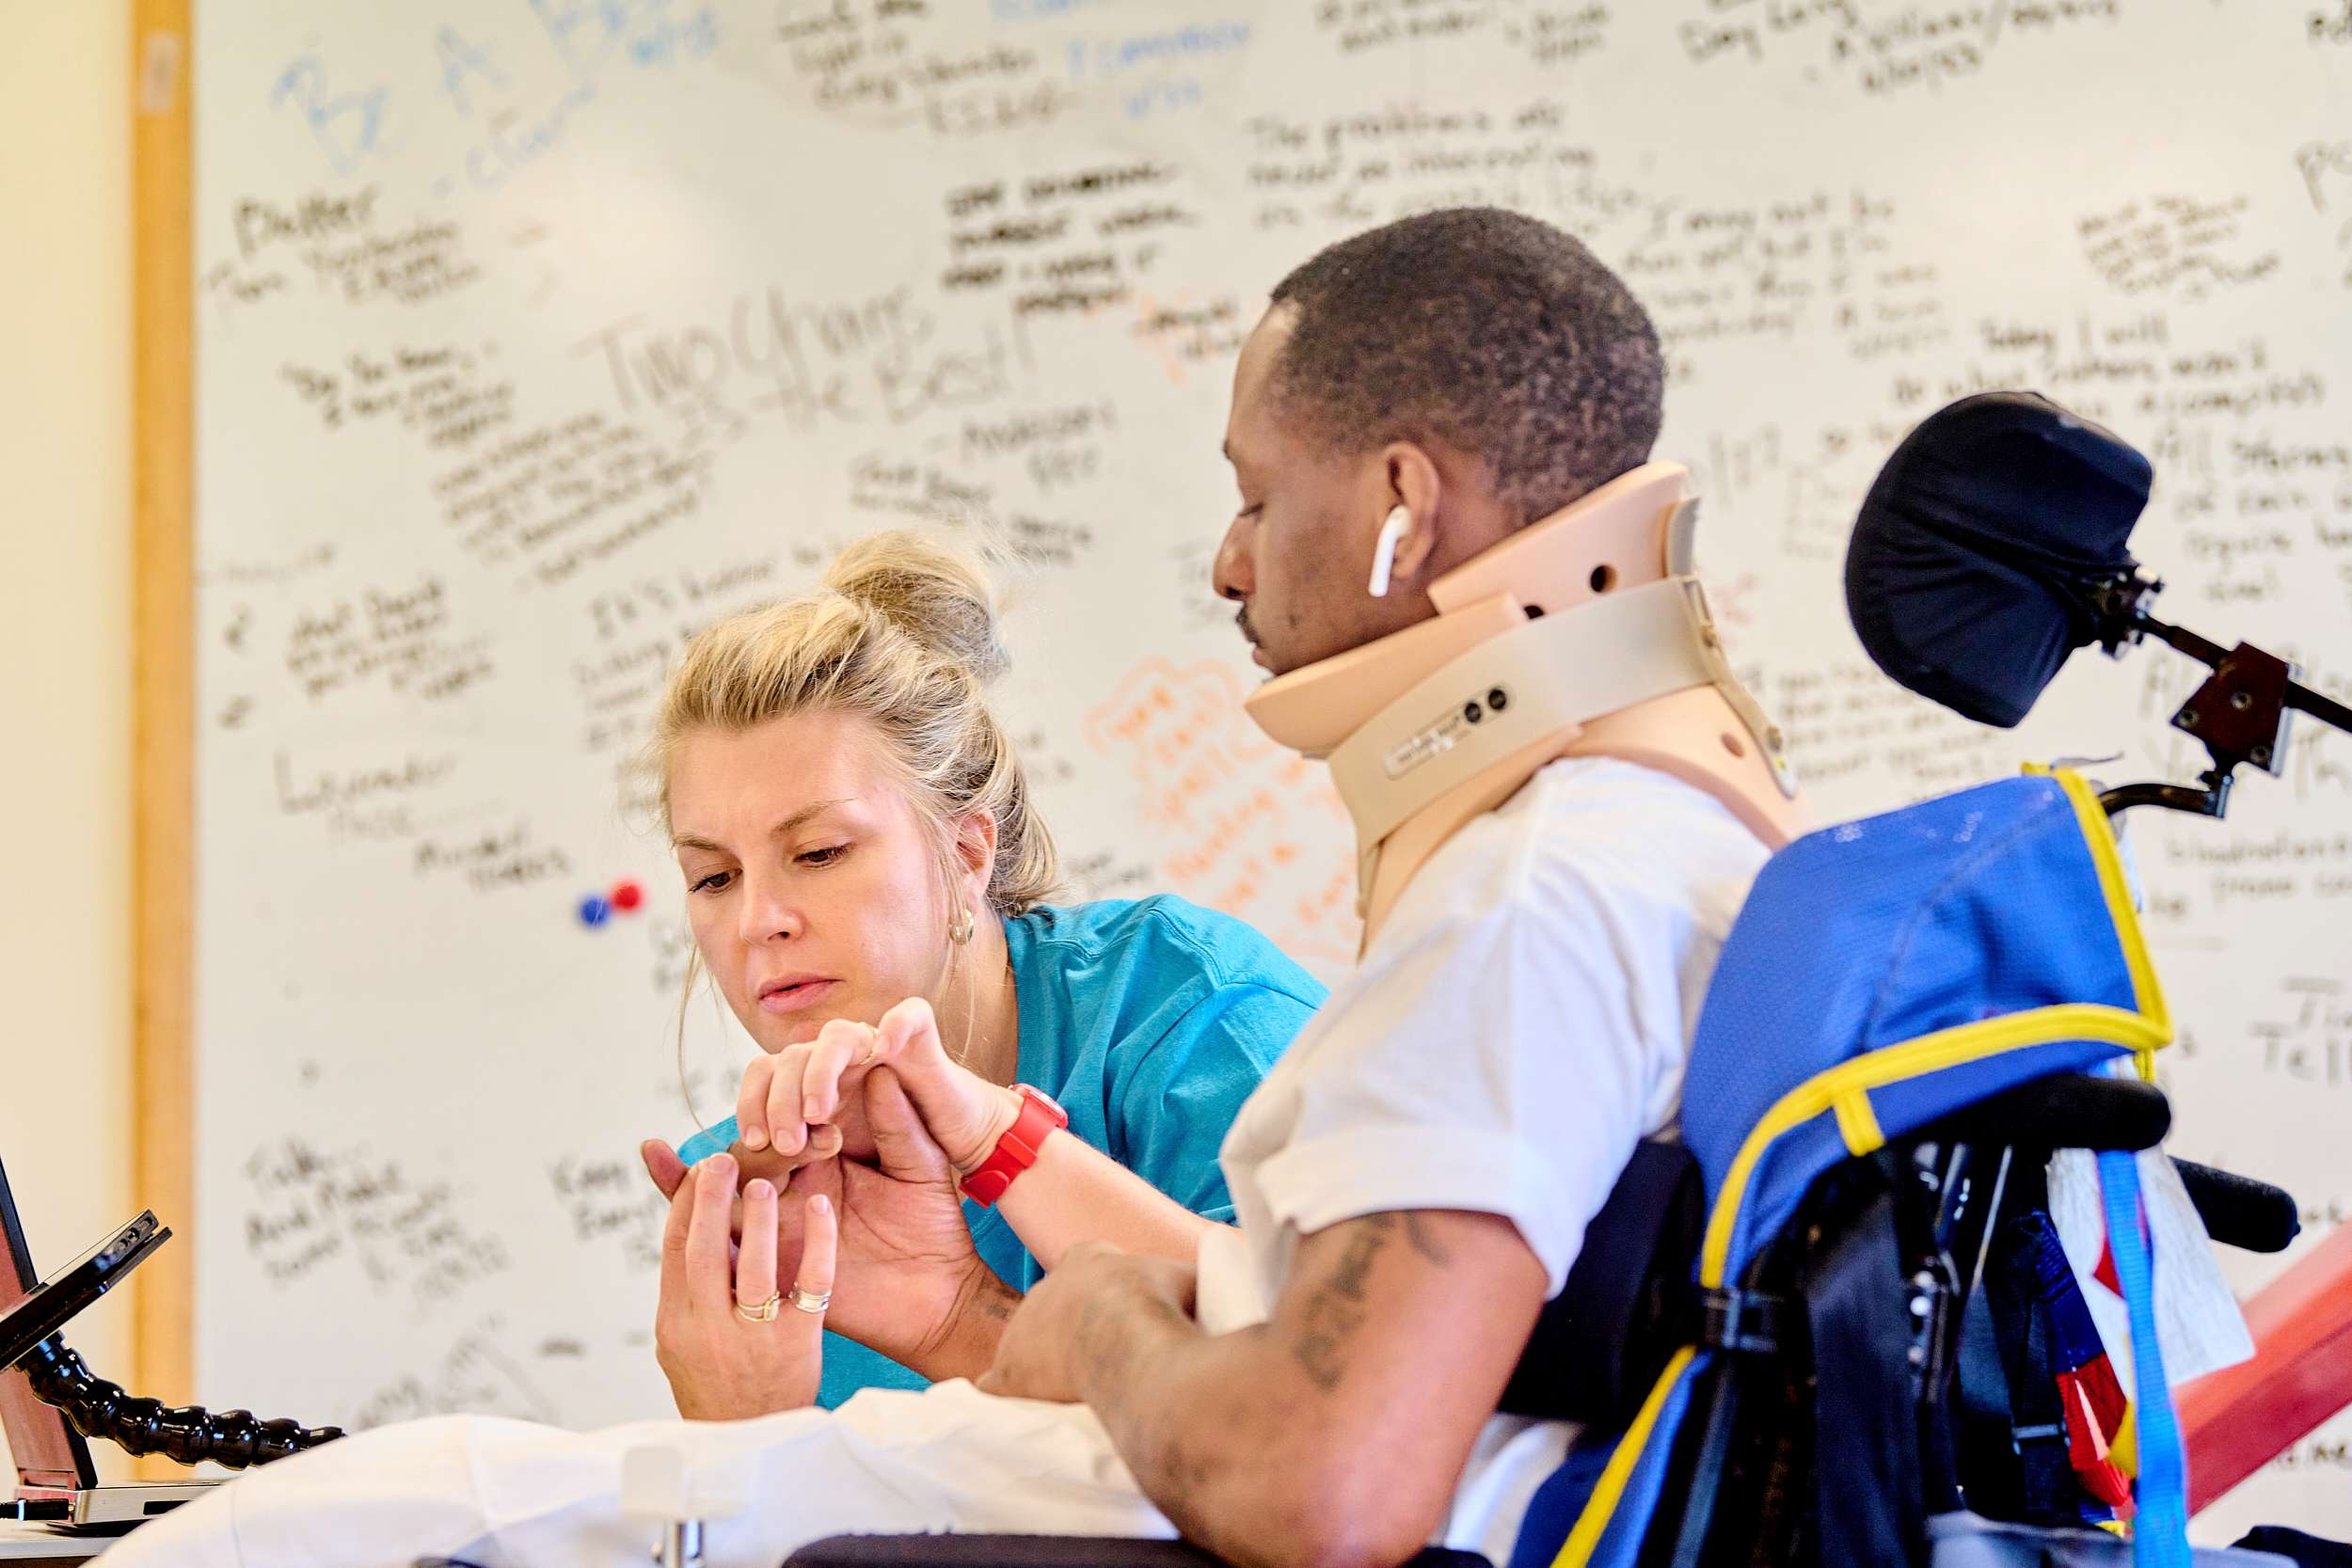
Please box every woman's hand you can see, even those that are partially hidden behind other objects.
[651,1152,836,1420]
[644,1069,1023,1384]
[732,1000,1021,1175]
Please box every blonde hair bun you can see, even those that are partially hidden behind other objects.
[648,527,1060,918]
[824,531,1009,687]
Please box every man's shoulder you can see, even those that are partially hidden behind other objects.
[1502,754,1762,850]
[1375,756,1769,958]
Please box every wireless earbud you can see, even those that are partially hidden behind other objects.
[1369,505,1410,597]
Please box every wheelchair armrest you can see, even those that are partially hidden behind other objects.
[1928,1074,2301,1250]
[781,1537,1491,1568]
[2173,1158,2301,1253]
[1929,1071,2170,1152]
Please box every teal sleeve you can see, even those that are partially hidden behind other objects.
[818,1333,927,1409]
[1111,983,1317,1222]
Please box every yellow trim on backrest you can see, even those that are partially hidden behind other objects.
[2043,768,2172,1074]
[1549,1348,1697,1568]
[1697,1002,2166,1286]
[1832,1088,1885,1156]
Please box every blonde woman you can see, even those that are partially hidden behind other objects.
[638,531,1322,1418]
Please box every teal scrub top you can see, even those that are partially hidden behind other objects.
[674,894,1324,1407]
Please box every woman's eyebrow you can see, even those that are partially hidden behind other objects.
[671,799,851,854]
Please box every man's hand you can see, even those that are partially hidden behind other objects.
[642,1126,840,1224]
[977,1242,1196,1404]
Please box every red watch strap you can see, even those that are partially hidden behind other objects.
[959,1085,1068,1207]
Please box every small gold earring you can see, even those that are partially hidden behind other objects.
[950,907,975,945]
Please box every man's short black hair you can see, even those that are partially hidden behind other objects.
[1265,207,1664,526]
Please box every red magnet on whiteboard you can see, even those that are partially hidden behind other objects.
[611,879,644,912]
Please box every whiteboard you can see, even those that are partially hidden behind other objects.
[189,0,2352,1540]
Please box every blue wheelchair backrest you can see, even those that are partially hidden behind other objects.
[1521,768,2172,1568]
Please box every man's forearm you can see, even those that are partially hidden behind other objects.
[1071,1285,1310,1564]
[1066,1212,1542,1568]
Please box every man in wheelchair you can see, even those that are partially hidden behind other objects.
[103,208,2300,1568]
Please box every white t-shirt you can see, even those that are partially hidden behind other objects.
[1195,756,1769,1559]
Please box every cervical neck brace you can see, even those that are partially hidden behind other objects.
[1245,462,1808,948]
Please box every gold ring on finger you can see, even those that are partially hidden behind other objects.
[735,1292,782,1323]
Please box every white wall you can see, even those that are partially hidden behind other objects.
[0,0,135,1483]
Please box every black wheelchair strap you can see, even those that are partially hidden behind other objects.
[1954,1278,2033,1521]
[1979,1210,2091,1526]
[1696,1286,1787,1356]
[1804,1189,1927,1568]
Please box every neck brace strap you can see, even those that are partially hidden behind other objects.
[1328,575,1735,848]
[1246,461,1808,949]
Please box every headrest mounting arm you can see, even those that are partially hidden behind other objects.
[2082,573,2352,822]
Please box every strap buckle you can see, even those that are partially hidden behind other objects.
[1696,1286,1787,1355]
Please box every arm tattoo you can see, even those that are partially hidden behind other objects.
[1402,1212,1453,1266]
[1290,1213,1395,1392]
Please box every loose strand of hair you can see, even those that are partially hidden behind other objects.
[673,943,706,1130]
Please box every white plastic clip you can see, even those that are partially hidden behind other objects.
[624,1445,755,1568]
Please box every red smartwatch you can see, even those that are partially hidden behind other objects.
[958,1085,1068,1207]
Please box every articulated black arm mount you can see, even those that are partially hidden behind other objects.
[3,1208,343,1471]
[15,1333,342,1470]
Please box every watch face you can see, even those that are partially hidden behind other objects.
[1017,1084,1067,1119]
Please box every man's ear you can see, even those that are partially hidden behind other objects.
[1380,443,1447,587]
